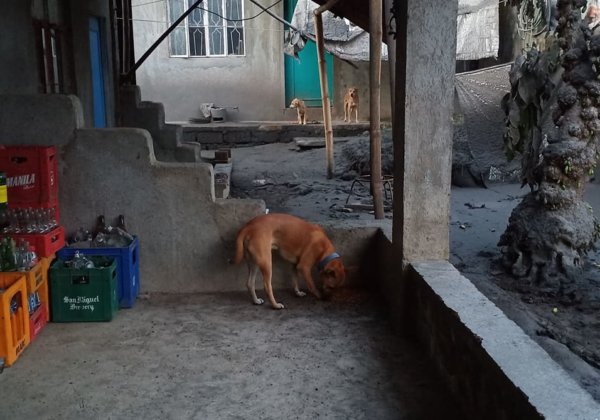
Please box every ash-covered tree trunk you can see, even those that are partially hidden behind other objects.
[500,0,600,295]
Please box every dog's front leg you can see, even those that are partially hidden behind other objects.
[292,271,306,297]
[354,107,359,123]
[246,263,264,305]
[299,265,322,299]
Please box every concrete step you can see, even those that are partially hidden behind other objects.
[157,124,182,150]
[182,122,375,147]
[293,136,357,149]
[119,85,142,108]
[174,144,200,163]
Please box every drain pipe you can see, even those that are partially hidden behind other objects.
[123,0,204,84]
[314,0,341,179]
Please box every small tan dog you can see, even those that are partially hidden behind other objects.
[233,213,346,309]
[343,87,359,123]
[289,98,307,125]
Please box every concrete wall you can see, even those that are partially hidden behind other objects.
[332,58,392,123]
[371,231,600,417]
[2,93,378,297]
[405,261,600,418]
[0,1,115,128]
[0,2,39,95]
[58,129,381,293]
[58,128,266,293]
[0,95,84,144]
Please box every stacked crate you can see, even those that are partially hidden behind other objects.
[0,273,30,367]
[49,257,119,322]
[57,237,139,309]
[0,146,65,256]
[0,146,65,363]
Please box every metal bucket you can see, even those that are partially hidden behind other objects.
[210,107,227,123]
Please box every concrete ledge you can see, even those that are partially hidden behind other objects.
[320,219,391,289]
[407,261,600,419]
[181,122,371,147]
[0,94,83,145]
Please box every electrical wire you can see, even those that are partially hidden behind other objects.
[116,17,287,32]
[132,0,166,7]
[197,0,282,23]
[131,0,283,24]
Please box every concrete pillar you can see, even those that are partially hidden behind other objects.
[392,0,458,261]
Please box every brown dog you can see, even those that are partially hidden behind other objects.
[233,213,346,309]
[289,98,307,125]
[343,87,359,123]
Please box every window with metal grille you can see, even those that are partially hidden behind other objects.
[168,0,245,57]
[33,20,65,93]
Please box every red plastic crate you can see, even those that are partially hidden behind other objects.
[0,146,58,206]
[1,226,65,258]
[29,302,47,341]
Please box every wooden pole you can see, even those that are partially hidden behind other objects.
[370,0,385,219]
[314,0,340,179]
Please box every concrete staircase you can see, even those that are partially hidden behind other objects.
[119,85,202,162]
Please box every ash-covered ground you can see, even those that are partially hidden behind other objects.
[230,137,600,401]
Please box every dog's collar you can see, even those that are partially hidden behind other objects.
[317,252,341,271]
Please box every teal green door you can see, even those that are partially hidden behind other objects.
[284,0,334,107]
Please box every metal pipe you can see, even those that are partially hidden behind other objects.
[314,0,341,15]
[123,0,204,84]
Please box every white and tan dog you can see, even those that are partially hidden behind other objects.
[233,213,346,309]
[343,87,359,123]
[289,98,307,125]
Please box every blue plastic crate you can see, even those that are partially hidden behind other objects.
[56,237,139,308]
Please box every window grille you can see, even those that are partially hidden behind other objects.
[167,0,245,57]
[34,20,65,93]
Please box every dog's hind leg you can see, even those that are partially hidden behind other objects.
[259,263,284,309]
[246,262,264,305]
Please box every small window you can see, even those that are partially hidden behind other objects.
[34,20,65,93]
[167,0,245,57]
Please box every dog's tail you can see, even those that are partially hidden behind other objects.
[231,227,247,265]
